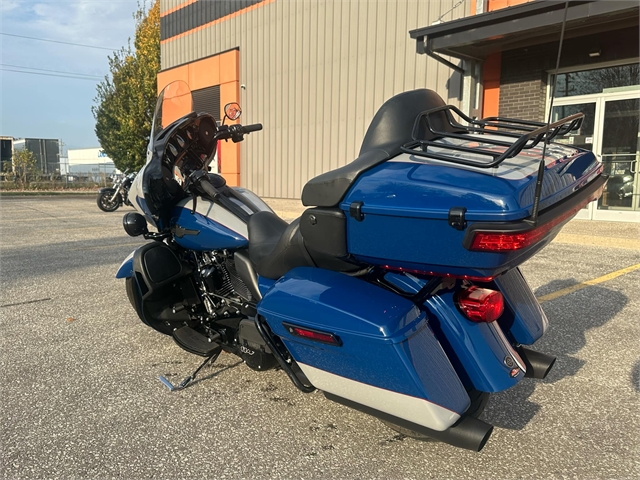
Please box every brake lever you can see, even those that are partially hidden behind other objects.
[190,194,197,215]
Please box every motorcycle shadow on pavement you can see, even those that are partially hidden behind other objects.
[632,360,640,394]
[161,358,245,390]
[483,281,628,431]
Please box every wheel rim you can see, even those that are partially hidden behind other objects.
[99,192,119,210]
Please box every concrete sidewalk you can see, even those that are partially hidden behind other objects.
[263,197,640,251]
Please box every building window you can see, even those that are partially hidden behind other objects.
[192,85,221,123]
[553,63,640,98]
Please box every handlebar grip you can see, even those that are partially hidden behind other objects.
[197,177,220,200]
[242,123,263,133]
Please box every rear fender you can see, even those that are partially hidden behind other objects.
[493,268,548,345]
[425,291,526,392]
[383,271,527,392]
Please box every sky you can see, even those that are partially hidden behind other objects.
[0,0,142,152]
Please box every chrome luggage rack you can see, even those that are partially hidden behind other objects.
[400,105,584,168]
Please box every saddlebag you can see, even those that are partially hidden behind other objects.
[258,266,471,432]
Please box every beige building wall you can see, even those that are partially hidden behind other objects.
[161,0,467,199]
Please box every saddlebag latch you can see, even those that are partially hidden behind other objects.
[349,201,365,222]
[448,206,467,231]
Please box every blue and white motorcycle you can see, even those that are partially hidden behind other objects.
[117,80,606,451]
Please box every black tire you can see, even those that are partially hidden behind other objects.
[97,189,121,212]
[381,389,490,441]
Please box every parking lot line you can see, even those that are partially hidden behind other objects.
[537,263,640,303]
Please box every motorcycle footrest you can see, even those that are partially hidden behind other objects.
[172,326,222,357]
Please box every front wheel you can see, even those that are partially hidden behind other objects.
[97,189,121,212]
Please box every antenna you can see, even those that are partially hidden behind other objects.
[527,1,570,225]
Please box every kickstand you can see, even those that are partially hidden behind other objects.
[158,351,220,392]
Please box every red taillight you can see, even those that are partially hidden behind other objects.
[380,265,495,283]
[456,286,504,323]
[468,184,600,252]
[470,229,547,251]
[283,323,342,346]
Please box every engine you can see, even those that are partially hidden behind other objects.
[193,250,277,371]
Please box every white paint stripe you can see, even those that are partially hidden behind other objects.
[177,197,249,239]
[297,363,460,432]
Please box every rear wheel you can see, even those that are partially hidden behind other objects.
[97,189,120,212]
[381,389,490,440]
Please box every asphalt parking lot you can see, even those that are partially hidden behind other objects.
[1,196,639,480]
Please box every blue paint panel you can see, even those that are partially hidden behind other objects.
[347,218,558,279]
[384,270,526,391]
[342,150,599,222]
[115,250,136,278]
[425,291,524,392]
[257,275,276,298]
[258,267,470,415]
[494,268,546,345]
[170,206,248,251]
[340,149,600,277]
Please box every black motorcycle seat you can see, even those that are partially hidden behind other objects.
[248,211,315,280]
[301,89,448,207]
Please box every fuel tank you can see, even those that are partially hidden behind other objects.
[170,187,273,251]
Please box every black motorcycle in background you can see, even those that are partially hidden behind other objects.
[97,170,136,212]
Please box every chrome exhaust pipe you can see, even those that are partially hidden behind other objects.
[518,346,556,379]
[324,392,494,452]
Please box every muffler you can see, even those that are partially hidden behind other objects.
[423,414,494,452]
[324,393,494,452]
[518,346,556,379]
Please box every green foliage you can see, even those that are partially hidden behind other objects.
[12,149,37,188]
[93,0,160,172]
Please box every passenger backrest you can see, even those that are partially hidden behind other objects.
[358,89,446,157]
[301,89,448,207]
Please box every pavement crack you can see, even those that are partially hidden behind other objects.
[0,297,52,308]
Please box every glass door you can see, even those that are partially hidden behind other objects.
[551,101,597,219]
[596,97,640,213]
[547,62,640,221]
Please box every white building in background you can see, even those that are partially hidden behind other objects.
[67,148,118,176]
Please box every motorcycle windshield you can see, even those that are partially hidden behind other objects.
[141,80,196,228]
[151,80,193,140]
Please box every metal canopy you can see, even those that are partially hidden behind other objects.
[410,1,640,62]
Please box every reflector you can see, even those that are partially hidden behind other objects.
[283,323,342,346]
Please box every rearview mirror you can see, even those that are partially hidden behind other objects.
[224,103,242,121]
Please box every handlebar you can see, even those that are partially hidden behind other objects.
[197,178,220,200]
[189,170,219,201]
[216,123,263,143]
[241,123,263,133]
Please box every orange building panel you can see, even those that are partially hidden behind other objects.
[157,49,241,186]
[482,52,502,118]
[487,0,532,12]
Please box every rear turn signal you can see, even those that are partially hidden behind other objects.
[456,286,504,323]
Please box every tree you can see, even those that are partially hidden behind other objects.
[12,149,37,189]
[93,0,160,172]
